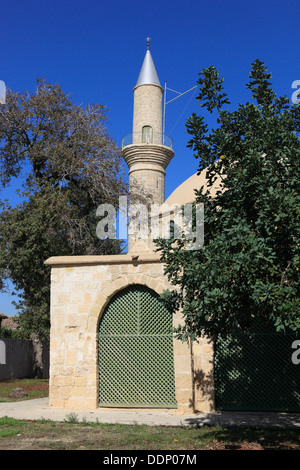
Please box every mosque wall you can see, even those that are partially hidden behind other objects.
[46,254,214,413]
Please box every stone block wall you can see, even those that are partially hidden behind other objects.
[133,84,163,135]
[46,254,214,413]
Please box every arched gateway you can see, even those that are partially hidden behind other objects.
[98,284,177,408]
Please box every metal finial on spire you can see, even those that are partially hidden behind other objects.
[136,37,161,87]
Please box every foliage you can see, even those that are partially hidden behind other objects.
[0,79,128,339]
[0,326,26,339]
[156,60,300,341]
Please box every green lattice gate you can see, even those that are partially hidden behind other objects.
[214,321,300,412]
[98,285,177,408]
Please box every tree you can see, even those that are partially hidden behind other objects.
[156,60,300,344]
[0,79,127,340]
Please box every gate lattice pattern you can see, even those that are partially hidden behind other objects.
[98,285,177,408]
[214,321,300,412]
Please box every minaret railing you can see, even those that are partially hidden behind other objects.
[122,132,173,149]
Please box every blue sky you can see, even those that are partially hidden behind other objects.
[0,0,299,315]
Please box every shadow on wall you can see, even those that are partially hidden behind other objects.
[194,368,215,413]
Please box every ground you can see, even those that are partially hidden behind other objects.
[0,416,299,450]
[0,378,48,402]
[0,379,299,450]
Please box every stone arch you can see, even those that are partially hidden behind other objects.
[88,273,169,333]
[87,272,173,408]
[97,281,177,408]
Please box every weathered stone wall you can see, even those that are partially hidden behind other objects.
[46,254,214,413]
[192,338,215,413]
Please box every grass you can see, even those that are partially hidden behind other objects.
[0,378,49,402]
[0,416,28,438]
[0,415,299,450]
[0,379,299,450]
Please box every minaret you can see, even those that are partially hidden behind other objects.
[122,39,174,206]
[122,39,174,252]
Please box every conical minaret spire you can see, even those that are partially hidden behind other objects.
[136,38,161,88]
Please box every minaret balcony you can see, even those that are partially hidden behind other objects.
[122,132,173,149]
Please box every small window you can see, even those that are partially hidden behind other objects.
[142,126,153,144]
[169,220,175,239]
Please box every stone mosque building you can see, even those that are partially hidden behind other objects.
[45,42,214,413]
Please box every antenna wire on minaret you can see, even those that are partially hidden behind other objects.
[163,82,198,135]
